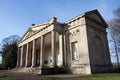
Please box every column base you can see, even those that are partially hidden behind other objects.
[31,66,34,68]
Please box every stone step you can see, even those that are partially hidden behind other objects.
[13,67,66,75]
[12,67,42,74]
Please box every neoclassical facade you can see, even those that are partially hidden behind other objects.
[17,10,112,74]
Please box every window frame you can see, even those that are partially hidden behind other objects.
[71,41,79,61]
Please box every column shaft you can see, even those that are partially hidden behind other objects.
[16,47,20,67]
[25,43,29,67]
[20,46,23,67]
[59,34,63,66]
[51,30,57,67]
[63,33,67,66]
[40,36,43,67]
[32,40,35,67]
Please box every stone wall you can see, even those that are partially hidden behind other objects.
[86,17,112,73]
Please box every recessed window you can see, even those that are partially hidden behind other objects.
[71,41,79,60]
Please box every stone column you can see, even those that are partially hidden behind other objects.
[20,46,23,67]
[40,36,43,67]
[51,30,57,67]
[16,47,20,67]
[63,33,67,66]
[25,43,29,67]
[59,34,63,66]
[31,40,35,67]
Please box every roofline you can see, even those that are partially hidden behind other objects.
[18,27,31,43]
[85,9,108,27]
[64,9,98,24]
[18,9,108,43]
[18,17,59,43]
[30,22,49,28]
[64,9,108,27]
[64,14,85,24]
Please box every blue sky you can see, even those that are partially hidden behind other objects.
[0,0,120,63]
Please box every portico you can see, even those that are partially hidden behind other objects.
[17,17,63,69]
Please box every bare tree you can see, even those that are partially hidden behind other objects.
[108,7,120,68]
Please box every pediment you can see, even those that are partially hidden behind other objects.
[20,28,36,41]
[19,22,49,42]
[85,10,108,27]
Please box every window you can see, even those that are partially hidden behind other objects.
[71,42,79,60]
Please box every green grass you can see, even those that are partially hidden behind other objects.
[0,71,120,80]
[0,72,21,80]
[56,73,120,80]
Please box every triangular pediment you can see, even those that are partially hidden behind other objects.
[85,10,108,27]
[25,29,34,39]
[19,22,49,42]
[20,28,36,41]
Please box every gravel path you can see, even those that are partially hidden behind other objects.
[3,70,54,80]
[2,70,80,80]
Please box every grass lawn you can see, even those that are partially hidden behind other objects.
[56,73,120,80]
[0,72,20,80]
[0,71,120,80]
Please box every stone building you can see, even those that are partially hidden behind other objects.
[17,9,112,74]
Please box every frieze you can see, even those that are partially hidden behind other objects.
[69,29,80,36]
